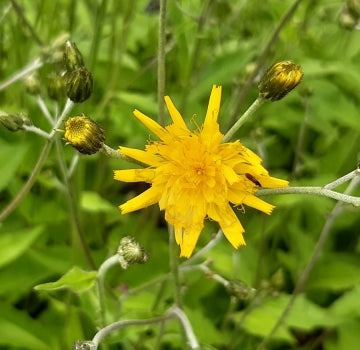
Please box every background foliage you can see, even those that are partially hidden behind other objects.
[0,0,359,349]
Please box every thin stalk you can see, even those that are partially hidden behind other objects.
[92,314,176,349]
[255,176,360,350]
[22,125,50,139]
[168,225,182,307]
[257,186,360,207]
[0,99,73,223]
[223,97,265,142]
[0,58,43,91]
[96,255,119,327]
[157,0,167,126]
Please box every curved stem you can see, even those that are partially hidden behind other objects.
[257,185,360,206]
[96,255,119,326]
[92,314,175,349]
[168,306,200,349]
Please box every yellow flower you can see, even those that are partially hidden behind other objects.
[114,85,289,258]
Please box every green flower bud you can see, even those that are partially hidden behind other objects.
[72,340,95,350]
[24,73,41,96]
[117,236,149,269]
[47,72,66,101]
[64,114,105,155]
[41,33,70,64]
[0,111,30,132]
[258,60,303,101]
[63,41,85,72]
[226,280,256,301]
[65,67,93,103]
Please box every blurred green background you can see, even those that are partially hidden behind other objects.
[0,0,360,349]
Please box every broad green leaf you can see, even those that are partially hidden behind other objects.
[329,285,360,319]
[34,266,96,292]
[0,226,44,268]
[0,142,28,191]
[80,191,115,213]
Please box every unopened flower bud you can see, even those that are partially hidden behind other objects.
[47,72,66,101]
[63,41,85,72]
[117,236,149,269]
[258,60,303,101]
[64,114,105,155]
[347,0,360,18]
[72,340,95,350]
[41,33,69,64]
[65,67,93,103]
[0,111,30,132]
[270,268,285,290]
[226,280,256,301]
[24,73,41,95]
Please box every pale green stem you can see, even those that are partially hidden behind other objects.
[256,175,360,350]
[22,125,50,139]
[168,225,182,307]
[100,143,127,160]
[157,0,167,126]
[91,313,176,349]
[0,99,73,223]
[0,58,43,91]
[257,186,360,207]
[223,97,265,142]
[36,95,54,124]
[169,306,200,349]
[96,255,120,327]
[324,169,360,190]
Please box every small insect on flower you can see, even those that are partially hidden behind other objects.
[258,60,303,101]
[114,85,289,258]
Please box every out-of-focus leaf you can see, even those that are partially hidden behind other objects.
[80,191,115,213]
[34,266,96,292]
[0,142,28,191]
[0,226,44,268]
[0,302,51,350]
[306,256,360,291]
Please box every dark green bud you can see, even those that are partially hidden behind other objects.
[226,280,256,301]
[47,72,66,101]
[63,41,85,72]
[0,112,31,132]
[117,236,149,269]
[65,67,93,103]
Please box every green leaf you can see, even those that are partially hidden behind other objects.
[80,190,115,213]
[0,142,28,191]
[306,256,360,291]
[34,266,97,292]
[0,226,44,268]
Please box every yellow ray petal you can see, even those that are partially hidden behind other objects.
[257,176,289,188]
[120,187,160,214]
[164,96,188,130]
[207,203,245,249]
[204,85,222,126]
[114,168,155,183]
[133,109,168,140]
[242,195,275,215]
[174,225,184,246]
[179,225,204,258]
[119,146,161,166]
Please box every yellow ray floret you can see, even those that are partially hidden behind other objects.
[114,85,289,257]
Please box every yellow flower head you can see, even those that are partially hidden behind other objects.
[114,85,289,258]
[64,114,105,155]
[258,61,303,101]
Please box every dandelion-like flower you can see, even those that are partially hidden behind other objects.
[114,85,289,258]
